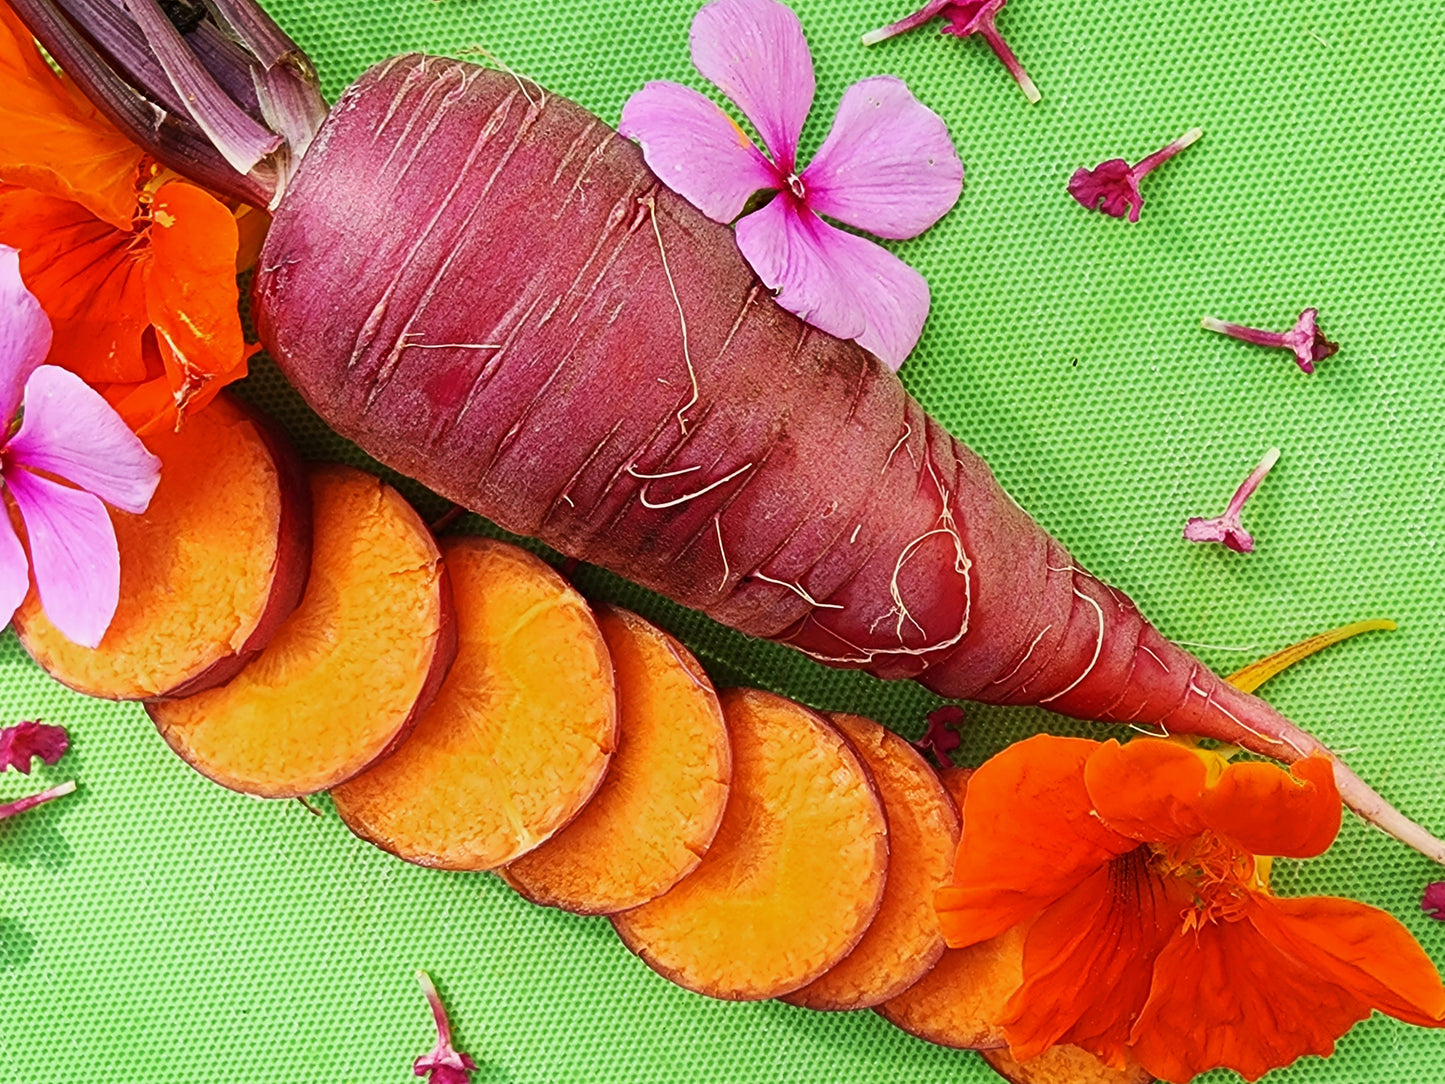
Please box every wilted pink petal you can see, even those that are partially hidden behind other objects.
[618,80,780,223]
[8,366,160,513]
[0,245,52,426]
[913,704,966,767]
[1069,128,1202,223]
[690,0,814,168]
[0,721,69,774]
[1423,882,1445,921]
[413,970,476,1084]
[801,76,963,239]
[1201,309,1339,375]
[0,779,75,822]
[736,195,931,369]
[3,465,119,648]
[0,507,26,634]
[1183,448,1280,554]
[863,0,1040,104]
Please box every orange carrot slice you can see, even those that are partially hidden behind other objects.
[612,689,888,1000]
[783,712,960,1010]
[14,393,310,699]
[147,465,454,797]
[331,537,617,870]
[501,606,729,913]
[983,1045,1154,1084]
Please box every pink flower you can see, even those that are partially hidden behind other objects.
[1183,447,1280,554]
[413,970,476,1084]
[1201,308,1339,375]
[1424,883,1445,921]
[0,245,160,648]
[0,720,69,774]
[1069,128,1202,223]
[619,0,963,370]
[862,0,1041,104]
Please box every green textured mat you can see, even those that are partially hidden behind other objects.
[4,0,1445,1079]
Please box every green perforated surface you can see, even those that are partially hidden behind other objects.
[3,0,1444,1079]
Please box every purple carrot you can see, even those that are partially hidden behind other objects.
[1201,308,1339,374]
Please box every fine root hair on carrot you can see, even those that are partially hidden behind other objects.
[331,537,616,871]
[457,43,546,109]
[612,689,888,1001]
[500,607,730,914]
[750,571,844,611]
[783,714,960,1012]
[983,1044,1155,1084]
[14,394,311,701]
[147,465,454,798]
[635,462,753,510]
[638,193,698,438]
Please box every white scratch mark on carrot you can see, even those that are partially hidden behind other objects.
[988,623,1055,687]
[400,335,504,350]
[561,494,574,507]
[1121,699,1150,722]
[882,423,912,475]
[640,195,698,437]
[1129,724,1171,738]
[638,463,753,509]
[1139,644,1170,674]
[1039,589,1105,704]
[627,463,701,481]
[752,572,845,611]
[1197,683,1305,756]
[849,524,861,544]
[714,517,730,594]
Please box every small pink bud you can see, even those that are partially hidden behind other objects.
[913,705,967,767]
[1184,448,1280,554]
[413,971,476,1084]
[1201,308,1339,374]
[863,0,1041,104]
[0,721,69,774]
[1423,882,1445,921]
[1069,128,1202,222]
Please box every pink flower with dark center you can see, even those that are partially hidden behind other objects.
[413,970,476,1084]
[619,0,963,370]
[1423,882,1445,921]
[1069,128,1202,223]
[0,245,160,648]
[1183,448,1280,554]
[1201,308,1339,375]
[0,720,69,774]
[913,704,966,767]
[862,0,1040,104]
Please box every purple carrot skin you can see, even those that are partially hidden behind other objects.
[1201,308,1339,374]
[0,779,75,821]
[245,56,1445,864]
[862,0,1041,104]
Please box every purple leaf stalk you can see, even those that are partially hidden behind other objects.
[1201,308,1339,375]
[862,0,1041,104]
[413,970,476,1084]
[1184,447,1280,554]
[913,704,966,767]
[1069,127,1202,222]
[0,779,76,822]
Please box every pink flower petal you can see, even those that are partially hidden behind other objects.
[3,465,119,649]
[8,366,160,514]
[736,196,931,369]
[0,245,53,426]
[0,500,28,634]
[690,0,814,169]
[618,80,780,223]
[801,75,963,239]
[0,720,69,774]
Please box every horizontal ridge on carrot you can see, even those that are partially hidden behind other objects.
[17,0,1442,863]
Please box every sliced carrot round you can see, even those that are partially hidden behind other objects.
[611,689,888,1001]
[983,1045,1154,1084]
[783,713,960,1010]
[147,465,454,797]
[501,606,730,913]
[14,393,310,699]
[331,537,617,870]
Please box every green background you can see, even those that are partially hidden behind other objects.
[3,0,1444,1079]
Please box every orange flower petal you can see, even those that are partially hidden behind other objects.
[1131,913,1369,1083]
[1197,755,1340,859]
[143,181,251,415]
[1251,895,1445,1028]
[1086,739,1341,858]
[1001,852,1187,1068]
[0,3,144,230]
[935,735,1137,949]
[0,187,150,384]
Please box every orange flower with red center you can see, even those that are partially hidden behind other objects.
[0,1,258,434]
[937,735,1445,1083]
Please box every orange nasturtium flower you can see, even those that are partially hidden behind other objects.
[936,735,1445,1083]
[0,2,259,435]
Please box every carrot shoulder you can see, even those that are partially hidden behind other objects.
[147,464,454,797]
[14,393,310,700]
[501,605,730,913]
[331,537,616,870]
